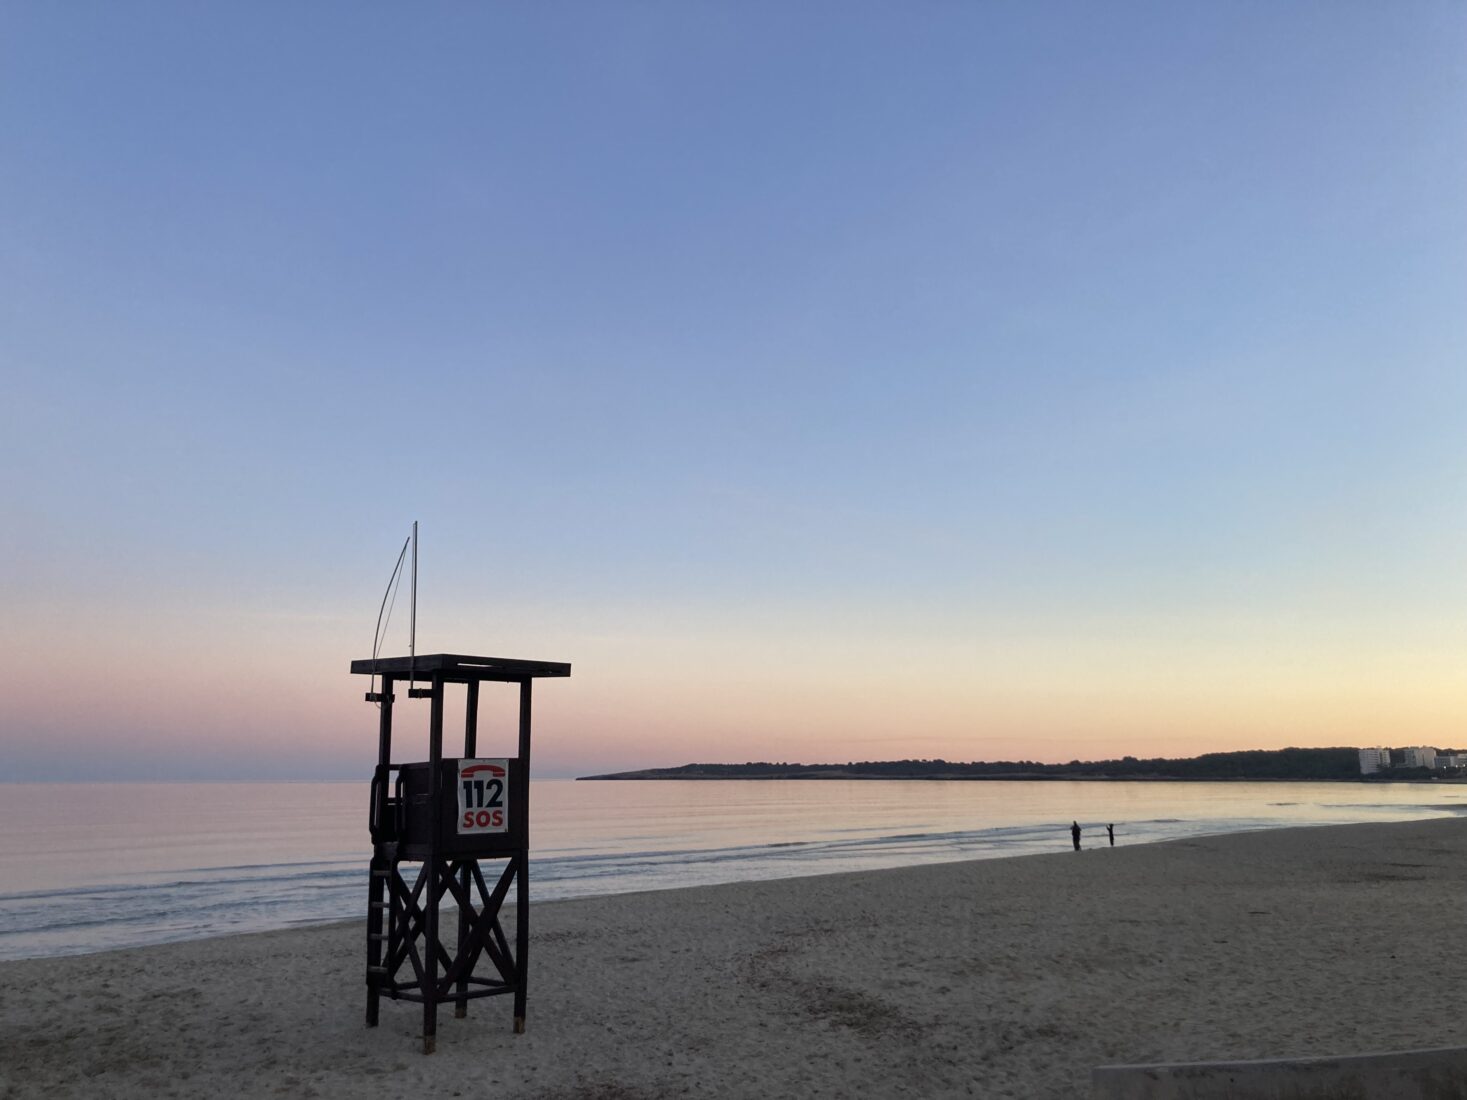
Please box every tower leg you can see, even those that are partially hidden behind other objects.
[423,675,445,1054]
[455,861,471,1018]
[513,849,528,1033]
[423,860,440,1054]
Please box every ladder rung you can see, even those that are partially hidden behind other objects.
[369,901,389,909]
[371,868,390,877]
[368,932,388,941]
[367,966,389,975]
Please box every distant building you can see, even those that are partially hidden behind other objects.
[1438,754,1467,770]
[1402,747,1438,770]
[1359,748,1392,775]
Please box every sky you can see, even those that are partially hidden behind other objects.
[2,3,1466,780]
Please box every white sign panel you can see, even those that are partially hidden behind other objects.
[457,758,509,834]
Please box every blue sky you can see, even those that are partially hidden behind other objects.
[3,3,1465,779]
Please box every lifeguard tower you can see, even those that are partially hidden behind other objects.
[352,652,570,1053]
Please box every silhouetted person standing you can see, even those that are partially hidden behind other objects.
[1071,821,1081,851]
[1107,823,1115,847]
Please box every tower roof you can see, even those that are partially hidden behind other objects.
[350,653,571,682]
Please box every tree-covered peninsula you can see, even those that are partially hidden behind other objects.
[579,748,1379,782]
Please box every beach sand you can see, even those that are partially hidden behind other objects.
[3,817,1466,1099]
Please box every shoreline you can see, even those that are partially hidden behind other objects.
[5,803,1461,962]
[578,773,1467,783]
[5,817,1467,1098]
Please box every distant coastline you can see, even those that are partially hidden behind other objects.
[578,747,1466,783]
[580,772,1380,782]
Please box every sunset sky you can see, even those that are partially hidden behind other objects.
[3,4,1466,780]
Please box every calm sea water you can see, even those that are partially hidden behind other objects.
[1,779,1463,961]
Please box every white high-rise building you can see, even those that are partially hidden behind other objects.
[1359,748,1391,775]
[1402,747,1438,770]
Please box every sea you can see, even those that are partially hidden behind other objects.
[1,778,1463,962]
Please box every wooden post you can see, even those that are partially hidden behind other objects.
[464,679,479,757]
[366,675,394,1028]
[377,675,395,769]
[456,680,479,1019]
[518,679,532,764]
[423,674,444,1054]
[514,678,531,1034]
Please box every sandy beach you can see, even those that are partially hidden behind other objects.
[3,817,1466,1099]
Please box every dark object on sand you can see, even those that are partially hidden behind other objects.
[354,653,570,1054]
[1071,821,1081,851]
[1107,823,1115,846]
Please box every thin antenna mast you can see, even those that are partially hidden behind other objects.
[409,520,418,683]
[369,535,410,707]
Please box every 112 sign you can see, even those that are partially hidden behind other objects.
[457,759,509,834]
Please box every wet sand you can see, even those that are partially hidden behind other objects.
[3,817,1466,1099]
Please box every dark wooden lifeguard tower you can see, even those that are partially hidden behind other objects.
[352,652,570,1053]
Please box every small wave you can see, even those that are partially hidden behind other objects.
[0,863,363,905]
